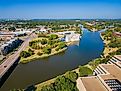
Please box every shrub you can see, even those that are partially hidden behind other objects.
[79,66,93,77]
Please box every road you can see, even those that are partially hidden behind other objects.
[0,33,36,78]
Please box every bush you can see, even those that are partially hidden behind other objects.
[79,66,93,77]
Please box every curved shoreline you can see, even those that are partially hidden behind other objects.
[20,47,67,64]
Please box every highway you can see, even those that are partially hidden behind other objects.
[0,33,36,78]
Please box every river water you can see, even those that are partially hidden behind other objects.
[0,28,104,91]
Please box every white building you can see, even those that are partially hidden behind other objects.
[57,31,80,42]
[65,34,80,42]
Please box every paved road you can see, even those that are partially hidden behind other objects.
[0,33,36,78]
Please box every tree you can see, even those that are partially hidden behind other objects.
[54,76,77,91]
[28,48,34,55]
[48,40,55,45]
[89,58,102,69]
[20,51,31,58]
[43,47,51,54]
[49,34,58,40]
[8,27,16,31]
[31,44,40,50]
[65,71,78,82]
[37,52,43,56]
[41,84,55,91]
[41,39,47,45]
[58,42,67,49]
[79,66,93,77]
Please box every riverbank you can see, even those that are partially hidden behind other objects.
[35,67,79,91]
[100,34,118,57]
[20,47,67,64]
[35,62,94,91]
[34,55,109,91]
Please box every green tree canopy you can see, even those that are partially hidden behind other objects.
[65,71,78,82]
[20,51,31,58]
[48,34,58,40]
[79,66,93,77]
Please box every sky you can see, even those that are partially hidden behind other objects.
[0,0,121,19]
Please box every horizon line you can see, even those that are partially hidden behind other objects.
[0,18,121,20]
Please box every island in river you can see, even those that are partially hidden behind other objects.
[20,34,68,63]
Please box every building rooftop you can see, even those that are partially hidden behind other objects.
[81,77,107,91]
[77,55,121,91]
[114,55,121,61]
[101,64,121,81]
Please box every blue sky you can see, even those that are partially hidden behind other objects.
[0,0,121,19]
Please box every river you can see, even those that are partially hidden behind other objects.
[0,28,104,91]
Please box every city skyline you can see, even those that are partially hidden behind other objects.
[0,0,121,19]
